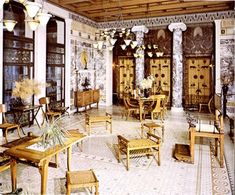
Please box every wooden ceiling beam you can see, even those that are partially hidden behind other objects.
[59,0,93,5]
[85,2,228,18]
[73,0,169,11]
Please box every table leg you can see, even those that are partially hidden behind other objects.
[220,134,224,168]
[13,112,26,135]
[39,159,50,195]
[67,146,72,171]
[139,100,143,122]
[10,158,17,193]
[32,107,41,128]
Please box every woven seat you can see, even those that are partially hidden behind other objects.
[117,133,161,170]
[85,113,112,135]
[66,169,99,195]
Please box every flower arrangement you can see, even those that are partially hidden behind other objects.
[140,75,155,89]
[12,78,46,101]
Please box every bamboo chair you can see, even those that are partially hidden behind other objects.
[39,97,61,125]
[0,104,21,143]
[123,96,139,120]
[150,95,166,122]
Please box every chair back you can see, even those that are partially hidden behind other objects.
[39,97,51,112]
[0,104,7,123]
[215,109,223,133]
[151,95,165,113]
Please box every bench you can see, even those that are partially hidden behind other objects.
[117,133,161,170]
[85,112,112,135]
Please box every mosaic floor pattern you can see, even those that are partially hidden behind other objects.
[0,106,233,195]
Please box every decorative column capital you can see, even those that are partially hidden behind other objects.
[131,25,149,34]
[168,22,187,32]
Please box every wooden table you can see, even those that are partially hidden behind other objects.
[11,105,41,134]
[4,131,86,195]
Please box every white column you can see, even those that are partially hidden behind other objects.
[131,25,148,87]
[106,49,113,106]
[65,18,72,109]
[168,22,187,111]
[34,25,47,123]
[214,20,221,94]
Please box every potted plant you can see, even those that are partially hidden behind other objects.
[40,116,70,148]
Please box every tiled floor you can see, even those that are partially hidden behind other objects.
[0,105,234,195]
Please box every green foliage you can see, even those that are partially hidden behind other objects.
[40,116,70,148]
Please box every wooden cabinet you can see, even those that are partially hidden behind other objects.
[74,89,100,112]
[150,58,171,102]
[118,57,135,98]
[184,57,211,108]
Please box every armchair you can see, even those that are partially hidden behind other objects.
[123,96,139,120]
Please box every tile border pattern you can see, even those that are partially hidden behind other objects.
[210,143,232,194]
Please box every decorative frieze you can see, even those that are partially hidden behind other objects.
[98,11,234,29]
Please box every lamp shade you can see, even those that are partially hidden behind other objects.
[24,2,41,17]
[37,13,52,26]
[109,38,117,46]
[120,44,126,50]
[124,39,131,46]
[93,43,98,49]
[26,19,40,31]
[147,52,153,58]
[131,41,138,49]
[3,20,17,31]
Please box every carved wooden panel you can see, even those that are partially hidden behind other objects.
[150,58,171,98]
[118,57,135,98]
[185,57,212,108]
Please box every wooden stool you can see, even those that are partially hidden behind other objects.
[85,112,112,135]
[141,122,164,142]
[66,169,99,195]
